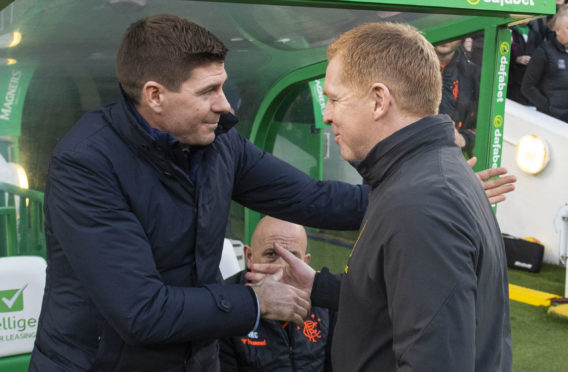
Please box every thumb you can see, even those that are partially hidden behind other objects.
[271,267,284,282]
[273,242,301,266]
[467,156,477,169]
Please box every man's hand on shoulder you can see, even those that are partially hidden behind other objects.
[468,157,517,204]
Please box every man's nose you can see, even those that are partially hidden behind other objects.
[213,91,232,113]
[322,103,332,126]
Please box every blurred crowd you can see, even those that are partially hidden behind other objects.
[437,0,568,157]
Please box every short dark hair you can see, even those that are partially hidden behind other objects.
[116,14,228,104]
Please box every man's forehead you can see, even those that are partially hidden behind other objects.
[323,59,344,95]
[187,62,227,85]
[255,234,305,254]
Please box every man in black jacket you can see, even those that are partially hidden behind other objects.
[435,39,480,157]
[250,22,512,372]
[508,19,546,105]
[522,5,568,122]
[220,216,333,372]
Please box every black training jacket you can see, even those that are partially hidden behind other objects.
[522,36,568,122]
[220,271,333,372]
[329,115,512,372]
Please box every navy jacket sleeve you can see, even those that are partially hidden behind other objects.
[45,149,257,345]
[230,132,369,231]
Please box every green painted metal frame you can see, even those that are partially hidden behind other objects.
[473,26,512,173]
[0,354,30,372]
[0,182,46,258]
[0,0,13,12]
[208,0,554,16]
[245,61,328,241]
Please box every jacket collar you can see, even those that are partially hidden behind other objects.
[551,35,568,54]
[355,114,455,189]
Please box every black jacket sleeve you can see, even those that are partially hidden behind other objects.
[521,46,549,112]
[311,268,342,310]
[218,337,240,372]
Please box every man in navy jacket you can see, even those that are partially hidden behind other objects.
[29,14,368,372]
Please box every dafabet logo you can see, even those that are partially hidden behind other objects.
[467,0,535,7]
[0,284,27,313]
[494,115,504,128]
[500,42,510,55]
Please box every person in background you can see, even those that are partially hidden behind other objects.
[435,39,480,157]
[220,216,333,372]
[545,0,568,40]
[522,5,568,123]
[508,19,546,105]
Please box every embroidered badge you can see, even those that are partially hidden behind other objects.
[302,314,322,343]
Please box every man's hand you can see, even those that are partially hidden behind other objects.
[246,243,316,296]
[250,272,310,326]
[454,127,466,148]
[468,157,517,204]
[515,55,531,65]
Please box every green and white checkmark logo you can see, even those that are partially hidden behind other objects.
[0,284,28,313]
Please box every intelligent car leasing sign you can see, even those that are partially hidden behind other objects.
[0,256,46,357]
[342,0,554,14]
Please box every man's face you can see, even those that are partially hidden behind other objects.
[555,16,568,48]
[434,40,462,56]
[246,222,309,267]
[156,62,231,145]
[323,58,373,162]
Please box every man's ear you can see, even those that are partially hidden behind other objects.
[303,253,311,264]
[244,245,253,267]
[141,81,165,113]
[371,82,391,121]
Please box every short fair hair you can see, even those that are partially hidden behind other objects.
[116,14,228,104]
[548,4,568,30]
[327,22,441,117]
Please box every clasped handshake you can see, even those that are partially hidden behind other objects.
[247,243,316,326]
